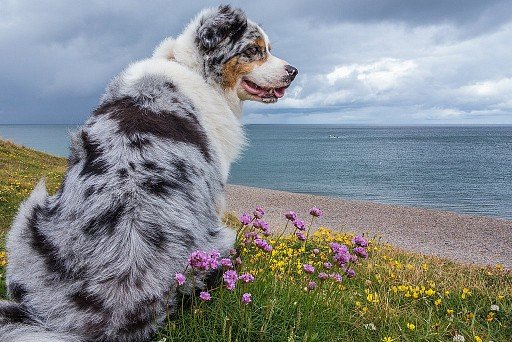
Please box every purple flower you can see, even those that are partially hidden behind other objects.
[253,219,269,231]
[303,264,315,274]
[318,272,329,280]
[220,258,233,268]
[350,254,358,263]
[238,272,255,283]
[235,256,242,265]
[309,207,323,218]
[253,206,265,219]
[296,231,306,241]
[241,293,252,305]
[329,242,348,254]
[333,250,351,266]
[229,248,237,256]
[285,211,297,221]
[199,291,211,301]
[188,250,210,270]
[240,212,252,225]
[254,238,272,252]
[323,262,333,269]
[223,270,238,291]
[353,246,368,259]
[352,236,368,247]
[307,281,317,290]
[293,219,306,231]
[208,250,220,269]
[330,272,343,283]
[312,248,320,255]
[346,268,356,278]
[175,273,186,286]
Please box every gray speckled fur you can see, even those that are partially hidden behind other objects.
[0,10,246,342]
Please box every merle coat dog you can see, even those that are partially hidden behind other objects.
[0,6,297,341]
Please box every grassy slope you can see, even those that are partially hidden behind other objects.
[0,139,510,341]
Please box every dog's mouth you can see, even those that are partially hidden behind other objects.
[241,78,289,103]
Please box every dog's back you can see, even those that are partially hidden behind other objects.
[2,59,237,341]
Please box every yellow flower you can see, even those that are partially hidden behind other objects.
[461,288,472,299]
[474,336,482,342]
[406,323,415,330]
[382,337,393,342]
[434,298,442,306]
[425,288,435,296]
[447,309,454,315]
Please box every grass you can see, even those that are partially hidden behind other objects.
[0,139,510,341]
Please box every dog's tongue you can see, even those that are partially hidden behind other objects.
[274,86,286,98]
[242,80,286,98]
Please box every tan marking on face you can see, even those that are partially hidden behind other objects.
[222,39,269,89]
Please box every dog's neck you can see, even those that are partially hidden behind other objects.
[153,36,244,118]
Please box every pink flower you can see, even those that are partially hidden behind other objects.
[353,246,368,259]
[188,250,210,270]
[253,206,265,219]
[346,268,356,278]
[309,207,323,217]
[293,219,306,231]
[318,272,329,280]
[235,256,242,265]
[285,211,297,221]
[208,250,220,269]
[175,273,186,285]
[307,281,317,290]
[303,264,315,274]
[352,236,368,247]
[312,248,320,255]
[220,258,233,268]
[330,272,343,283]
[238,272,255,283]
[296,231,306,241]
[199,291,211,301]
[223,270,238,291]
[241,293,252,305]
[240,212,252,225]
[323,262,333,269]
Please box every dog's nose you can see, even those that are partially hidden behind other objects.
[285,65,298,80]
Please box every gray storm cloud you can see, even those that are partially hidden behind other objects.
[1,0,511,124]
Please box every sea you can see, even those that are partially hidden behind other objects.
[1,124,511,220]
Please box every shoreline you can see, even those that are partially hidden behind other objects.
[225,184,512,268]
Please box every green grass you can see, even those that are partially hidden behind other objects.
[0,139,510,341]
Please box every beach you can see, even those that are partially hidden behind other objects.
[226,184,512,268]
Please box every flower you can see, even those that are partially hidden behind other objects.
[312,248,320,255]
[253,207,264,219]
[296,231,306,241]
[309,207,323,217]
[453,335,465,342]
[318,272,329,280]
[285,211,297,221]
[253,219,269,231]
[382,337,393,342]
[461,288,471,299]
[346,269,356,278]
[188,250,210,270]
[220,258,233,268]
[406,323,415,330]
[241,293,252,305]
[293,219,306,231]
[353,246,368,259]
[238,272,255,283]
[323,262,333,269]
[330,273,343,283]
[175,273,186,286]
[199,291,211,301]
[223,270,238,291]
[363,323,376,331]
[303,264,315,274]
[208,250,220,269]
[352,235,368,247]
[254,238,272,252]
[307,281,317,290]
[490,304,499,311]
[240,212,252,225]
[474,336,482,342]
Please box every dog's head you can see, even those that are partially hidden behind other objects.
[155,6,297,104]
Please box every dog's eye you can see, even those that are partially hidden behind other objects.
[243,46,259,57]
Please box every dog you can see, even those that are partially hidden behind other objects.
[0,5,297,342]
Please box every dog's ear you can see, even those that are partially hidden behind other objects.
[197,5,247,52]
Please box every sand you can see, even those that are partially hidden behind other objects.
[225,184,512,268]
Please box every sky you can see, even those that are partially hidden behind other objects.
[1,0,512,125]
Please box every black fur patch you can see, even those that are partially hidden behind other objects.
[70,287,106,312]
[142,176,184,197]
[83,202,125,236]
[0,302,33,324]
[28,205,78,279]
[93,96,212,163]
[79,131,110,178]
[117,168,128,179]
[84,185,95,199]
[139,223,168,251]
[8,282,28,302]
[128,135,152,150]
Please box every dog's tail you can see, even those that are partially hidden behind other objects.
[0,301,80,342]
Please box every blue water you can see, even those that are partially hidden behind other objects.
[1,124,511,220]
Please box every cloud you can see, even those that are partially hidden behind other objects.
[0,1,511,124]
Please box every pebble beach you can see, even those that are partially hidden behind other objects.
[225,184,512,268]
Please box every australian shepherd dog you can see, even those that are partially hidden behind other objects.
[0,5,297,342]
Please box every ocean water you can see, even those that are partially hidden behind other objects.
[1,124,511,220]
